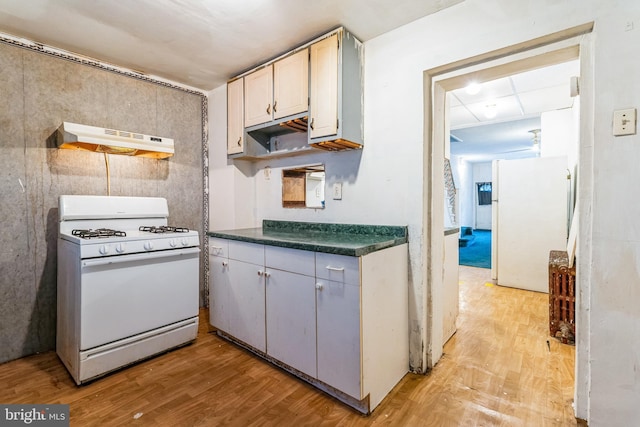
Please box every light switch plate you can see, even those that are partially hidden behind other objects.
[613,108,637,136]
[333,183,342,200]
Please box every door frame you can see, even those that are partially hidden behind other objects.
[422,22,593,416]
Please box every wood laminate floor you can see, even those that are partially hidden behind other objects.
[0,266,576,426]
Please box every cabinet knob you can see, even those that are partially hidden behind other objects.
[264,272,271,278]
[273,100,277,112]
[309,117,314,130]
[257,270,264,276]
[237,136,241,146]
[222,261,228,267]
[316,283,323,291]
[266,104,271,115]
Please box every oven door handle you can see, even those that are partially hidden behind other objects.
[81,247,201,268]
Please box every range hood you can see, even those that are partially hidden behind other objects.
[57,122,174,159]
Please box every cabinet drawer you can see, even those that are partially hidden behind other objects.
[315,253,360,285]
[209,237,229,258]
[228,240,264,265]
[265,246,315,277]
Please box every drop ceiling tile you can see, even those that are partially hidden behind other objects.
[449,105,479,128]
[452,77,513,104]
[518,85,574,115]
[464,95,523,124]
[511,60,579,93]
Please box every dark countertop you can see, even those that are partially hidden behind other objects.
[208,220,408,257]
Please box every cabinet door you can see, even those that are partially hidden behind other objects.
[273,49,309,120]
[226,259,266,352]
[227,79,244,155]
[244,65,273,127]
[209,255,230,332]
[265,268,316,377]
[316,278,361,399]
[309,34,339,139]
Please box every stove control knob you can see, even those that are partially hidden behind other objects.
[144,241,154,251]
[169,239,177,248]
[116,244,125,253]
[181,238,189,246]
[99,245,110,255]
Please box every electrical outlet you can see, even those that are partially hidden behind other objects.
[333,183,342,200]
[613,108,637,136]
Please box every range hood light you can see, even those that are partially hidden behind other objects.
[57,122,174,159]
[96,145,138,155]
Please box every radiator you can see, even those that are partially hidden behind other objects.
[548,250,576,344]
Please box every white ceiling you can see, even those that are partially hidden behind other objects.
[0,0,462,90]
[0,0,578,161]
[449,60,580,162]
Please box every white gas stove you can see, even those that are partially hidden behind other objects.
[56,195,200,385]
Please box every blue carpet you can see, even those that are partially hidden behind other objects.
[459,229,491,269]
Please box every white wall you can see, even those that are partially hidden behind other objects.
[541,105,580,229]
[208,85,257,231]
[541,106,579,168]
[210,1,640,423]
[585,4,640,423]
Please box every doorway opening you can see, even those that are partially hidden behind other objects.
[424,23,593,416]
[448,59,580,276]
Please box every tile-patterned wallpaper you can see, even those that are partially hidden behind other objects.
[0,39,207,364]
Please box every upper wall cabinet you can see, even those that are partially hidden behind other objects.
[244,65,273,128]
[227,78,244,155]
[274,49,309,120]
[308,30,363,151]
[309,35,338,140]
[244,49,309,129]
[227,27,363,160]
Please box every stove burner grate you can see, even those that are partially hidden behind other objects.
[72,228,127,239]
[139,226,190,233]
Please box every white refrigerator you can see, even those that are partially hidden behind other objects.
[491,156,568,293]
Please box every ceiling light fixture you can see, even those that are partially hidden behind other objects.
[465,82,481,95]
[484,103,497,119]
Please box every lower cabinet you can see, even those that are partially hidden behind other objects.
[209,238,266,352]
[316,278,361,399]
[265,268,317,377]
[226,258,266,352]
[265,245,317,377]
[208,236,408,414]
[209,238,229,332]
[209,255,230,333]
